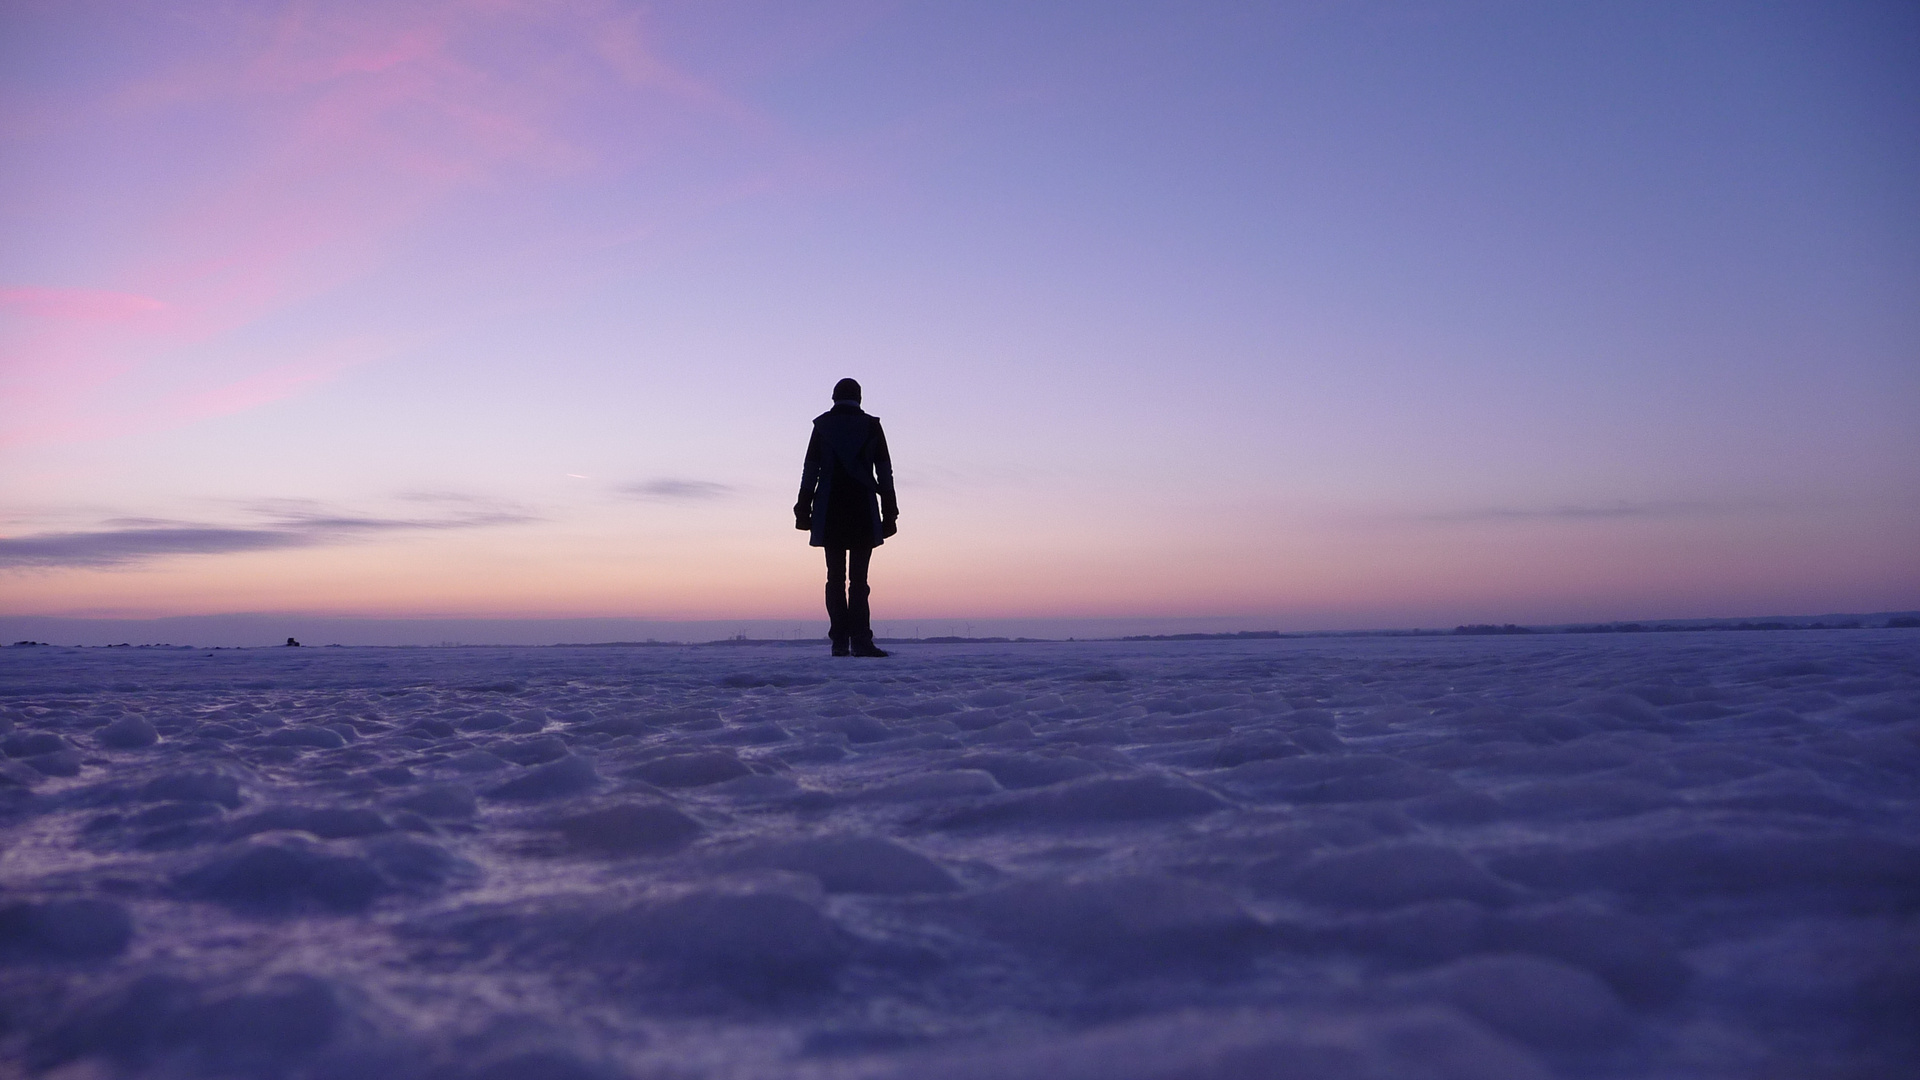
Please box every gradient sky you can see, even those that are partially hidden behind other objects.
[3,0,1916,631]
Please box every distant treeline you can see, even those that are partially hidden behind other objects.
[558,635,1057,647]
[1120,630,1294,642]
[28,616,1915,651]
[1460,618,1920,635]
[1129,618,1920,643]
[887,636,1054,644]
[1133,619,1920,643]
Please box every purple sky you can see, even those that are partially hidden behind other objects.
[3,1,1916,630]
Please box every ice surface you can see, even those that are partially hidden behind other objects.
[2,631,1917,1078]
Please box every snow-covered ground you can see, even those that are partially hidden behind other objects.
[1,632,1915,1079]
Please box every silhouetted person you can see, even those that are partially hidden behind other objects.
[796,378,898,657]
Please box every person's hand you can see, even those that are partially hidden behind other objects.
[881,515,898,539]
[795,512,811,531]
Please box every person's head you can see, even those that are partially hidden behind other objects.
[832,378,861,404]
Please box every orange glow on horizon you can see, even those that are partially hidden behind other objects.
[6,505,1913,628]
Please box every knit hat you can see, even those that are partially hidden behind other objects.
[832,378,861,403]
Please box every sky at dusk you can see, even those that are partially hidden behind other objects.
[2,0,1916,635]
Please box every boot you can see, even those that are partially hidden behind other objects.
[847,579,882,656]
[826,581,851,656]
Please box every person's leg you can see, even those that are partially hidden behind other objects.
[824,547,851,655]
[847,546,887,657]
[847,547,872,637]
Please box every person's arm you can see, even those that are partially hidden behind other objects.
[795,426,823,530]
[871,420,898,533]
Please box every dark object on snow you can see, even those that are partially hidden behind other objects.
[285,637,300,647]
[795,379,899,655]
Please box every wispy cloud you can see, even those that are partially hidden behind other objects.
[394,490,528,509]
[0,287,171,323]
[3,0,772,448]
[0,527,314,567]
[167,338,390,427]
[0,501,537,569]
[618,479,735,501]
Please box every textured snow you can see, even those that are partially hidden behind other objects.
[1,632,1916,1078]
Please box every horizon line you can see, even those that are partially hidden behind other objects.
[4,609,1916,649]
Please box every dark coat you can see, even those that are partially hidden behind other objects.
[796,403,897,549]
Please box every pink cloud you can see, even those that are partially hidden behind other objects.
[169,338,384,423]
[6,0,773,448]
[0,287,170,323]
[0,289,180,427]
[0,334,390,448]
